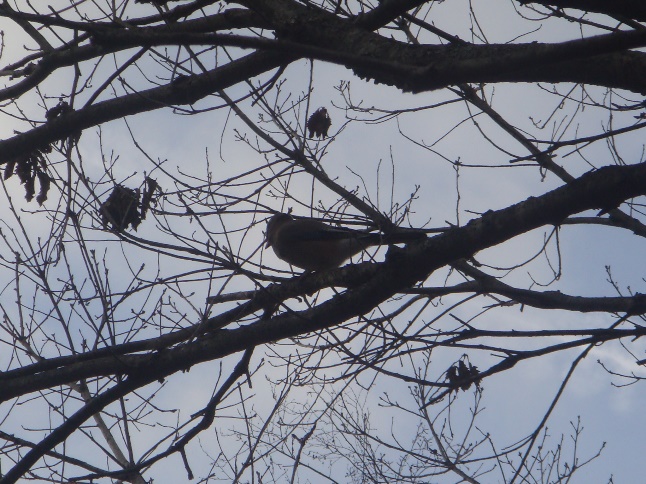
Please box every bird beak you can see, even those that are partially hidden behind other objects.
[265,239,272,248]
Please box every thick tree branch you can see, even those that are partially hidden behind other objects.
[452,260,646,314]
[0,50,290,165]
[1,1,645,173]
[1,162,645,402]
[91,19,646,95]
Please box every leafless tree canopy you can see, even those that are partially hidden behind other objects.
[0,1,645,482]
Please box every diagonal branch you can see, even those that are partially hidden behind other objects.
[450,260,646,314]
[0,50,291,165]
[1,162,645,402]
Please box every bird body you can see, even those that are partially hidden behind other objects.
[265,213,422,271]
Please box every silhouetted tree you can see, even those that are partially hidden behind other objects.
[0,1,644,482]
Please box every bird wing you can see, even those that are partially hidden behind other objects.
[283,220,371,242]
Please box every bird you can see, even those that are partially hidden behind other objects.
[265,212,424,271]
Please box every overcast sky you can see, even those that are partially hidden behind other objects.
[0,1,645,482]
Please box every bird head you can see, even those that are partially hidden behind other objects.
[265,213,293,248]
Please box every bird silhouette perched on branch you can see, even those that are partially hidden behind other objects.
[265,212,424,271]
